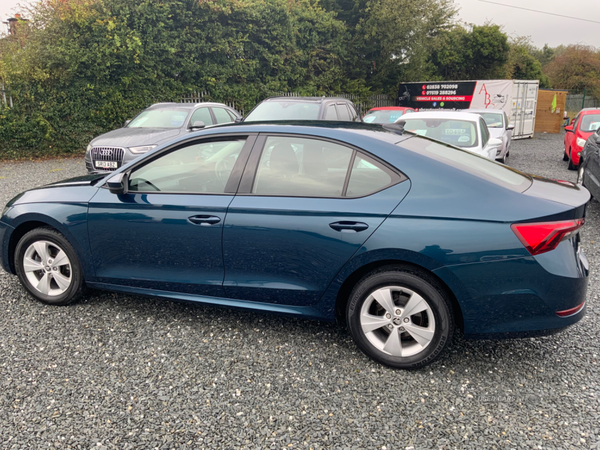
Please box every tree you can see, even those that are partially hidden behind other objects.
[505,37,550,87]
[429,24,510,80]
[544,45,600,97]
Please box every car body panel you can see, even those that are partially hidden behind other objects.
[467,109,513,161]
[579,130,600,199]
[0,122,590,341]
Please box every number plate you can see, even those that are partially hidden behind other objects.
[95,161,118,169]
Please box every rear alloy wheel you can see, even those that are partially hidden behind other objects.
[15,228,85,305]
[347,268,454,369]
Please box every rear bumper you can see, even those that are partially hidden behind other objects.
[436,241,589,337]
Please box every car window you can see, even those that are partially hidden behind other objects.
[402,118,478,148]
[580,114,600,132]
[212,107,235,124]
[347,105,359,122]
[189,107,214,127]
[244,101,320,121]
[480,118,490,147]
[128,138,246,194]
[336,104,351,121]
[400,137,531,192]
[364,109,406,124]
[478,113,503,128]
[226,109,238,121]
[346,153,398,197]
[324,105,337,121]
[129,109,189,128]
[572,114,580,130]
[252,136,353,197]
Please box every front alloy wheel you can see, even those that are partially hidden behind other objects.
[15,228,85,305]
[347,268,453,369]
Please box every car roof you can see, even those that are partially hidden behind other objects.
[260,96,352,104]
[579,108,600,114]
[368,106,414,111]
[398,111,480,121]
[467,109,504,114]
[146,102,230,111]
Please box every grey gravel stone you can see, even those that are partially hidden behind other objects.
[0,134,599,449]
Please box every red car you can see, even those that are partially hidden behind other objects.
[564,108,600,170]
[363,106,415,124]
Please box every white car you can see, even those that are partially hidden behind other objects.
[396,111,502,160]
[467,109,514,163]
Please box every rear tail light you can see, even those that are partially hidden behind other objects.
[556,301,585,317]
[511,219,584,256]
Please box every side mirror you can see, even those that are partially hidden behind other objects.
[487,137,503,148]
[123,120,131,127]
[564,125,574,132]
[106,172,127,195]
[506,125,514,131]
[189,121,205,130]
[235,117,243,123]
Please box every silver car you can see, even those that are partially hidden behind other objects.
[467,109,514,164]
[85,102,242,173]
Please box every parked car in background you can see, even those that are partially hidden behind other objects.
[396,111,502,160]
[243,97,361,122]
[363,106,414,124]
[467,109,513,163]
[564,108,600,170]
[1,122,589,369]
[85,102,242,173]
[578,127,600,198]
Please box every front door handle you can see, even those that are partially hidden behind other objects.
[188,215,221,226]
[329,221,369,233]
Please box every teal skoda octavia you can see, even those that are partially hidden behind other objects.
[0,122,590,369]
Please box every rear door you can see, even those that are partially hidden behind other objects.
[221,134,410,306]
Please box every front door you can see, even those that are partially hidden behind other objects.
[88,135,254,296]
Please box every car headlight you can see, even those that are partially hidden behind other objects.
[129,145,157,154]
[86,144,92,154]
[576,138,587,148]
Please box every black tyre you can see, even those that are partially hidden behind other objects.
[346,267,454,369]
[563,151,569,162]
[568,153,577,171]
[15,227,85,305]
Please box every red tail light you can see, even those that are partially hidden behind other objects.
[511,219,584,256]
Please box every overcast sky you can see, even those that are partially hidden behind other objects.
[1,0,598,49]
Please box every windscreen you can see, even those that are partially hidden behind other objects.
[245,101,320,122]
[363,109,407,124]
[402,118,478,148]
[477,113,503,128]
[128,109,189,128]
[580,114,600,132]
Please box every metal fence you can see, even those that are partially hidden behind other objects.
[1,82,13,107]
[566,93,600,113]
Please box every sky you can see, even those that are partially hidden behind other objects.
[1,0,598,49]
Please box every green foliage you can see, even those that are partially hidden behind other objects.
[429,24,510,80]
[505,37,550,87]
[544,45,600,98]
[0,0,348,157]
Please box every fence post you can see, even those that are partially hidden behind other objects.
[582,88,586,110]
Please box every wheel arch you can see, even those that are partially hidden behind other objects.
[333,257,465,332]
[6,214,94,279]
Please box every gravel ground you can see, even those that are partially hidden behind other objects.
[0,134,598,449]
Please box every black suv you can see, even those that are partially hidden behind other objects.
[244,97,361,122]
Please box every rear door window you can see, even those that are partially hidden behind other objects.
[324,105,338,121]
[212,107,235,124]
[189,107,214,127]
[336,104,351,121]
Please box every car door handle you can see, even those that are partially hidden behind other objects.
[188,215,221,226]
[329,221,369,233]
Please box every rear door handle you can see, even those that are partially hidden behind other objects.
[329,221,369,233]
[188,215,221,226]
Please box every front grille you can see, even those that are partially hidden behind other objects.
[91,146,125,171]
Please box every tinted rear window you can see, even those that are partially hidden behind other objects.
[399,136,532,192]
[245,101,320,122]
